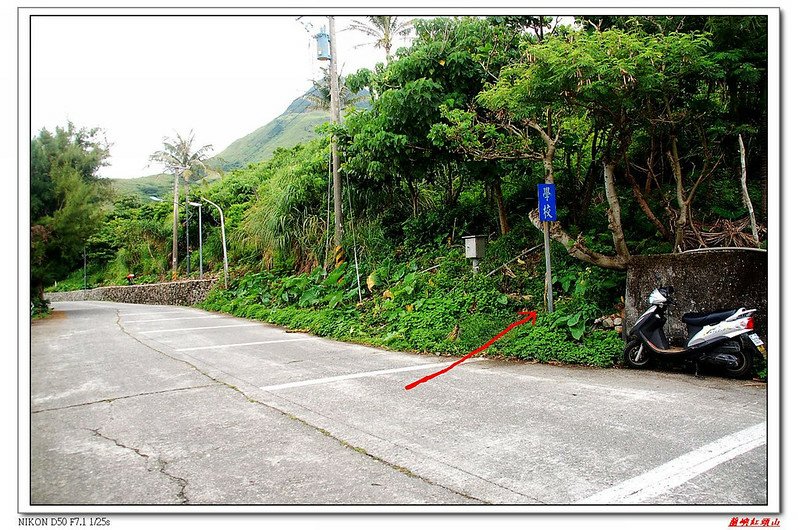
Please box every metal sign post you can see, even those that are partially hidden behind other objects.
[538,184,557,313]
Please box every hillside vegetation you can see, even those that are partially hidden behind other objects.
[107,172,175,199]
[33,15,767,376]
[214,109,329,171]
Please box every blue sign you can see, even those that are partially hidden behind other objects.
[538,183,557,221]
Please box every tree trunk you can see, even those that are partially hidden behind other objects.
[738,134,759,244]
[529,211,628,270]
[624,155,671,241]
[525,156,631,271]
[668,135,688,252]
[525,126,630,270]
[761,168,767,225]
[524,116,557,184]
[578,129,600,221]
[494,178,510,235]
[602,160,631,261]
[406,175,419,217]
[542,139,555,184]
[31,280,45,311]
[759,112,768,225]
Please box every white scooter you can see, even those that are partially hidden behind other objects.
[625,286,766,378]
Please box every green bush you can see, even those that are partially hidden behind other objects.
[200,250,627,369]
[31,296,51,319]
[498,321,624,367]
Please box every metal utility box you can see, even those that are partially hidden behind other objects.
[463,235,487,259]
[315,30,331,61]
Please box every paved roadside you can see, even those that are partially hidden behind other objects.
[28,301,768,507]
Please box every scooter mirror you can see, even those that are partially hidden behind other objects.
[659,286,676,305]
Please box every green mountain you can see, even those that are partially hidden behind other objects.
[107,170,224,201]
[107,172,174,199]
[108,85,360,199]
[212,90,330,172]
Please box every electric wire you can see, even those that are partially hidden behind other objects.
[345,171,363,303]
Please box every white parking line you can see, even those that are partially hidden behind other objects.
[261,359,485,391]
[121,310,189,317]
[175,338,315,351]
[579,421,766,504]
[139,323,264,334]
[126,315,223,323]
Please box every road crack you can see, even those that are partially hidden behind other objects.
[113,309,487,504]
[89,428,189,504]
[33,384,217,414]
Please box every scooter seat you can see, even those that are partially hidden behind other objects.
[681,309,738,326]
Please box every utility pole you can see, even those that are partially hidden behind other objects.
[328,15,344,258]
[171,171,179,280]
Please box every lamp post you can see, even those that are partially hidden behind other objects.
[201,197,228,289]
[185,194,191,276]
[189,201,202,279]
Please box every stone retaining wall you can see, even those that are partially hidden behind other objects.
[46,279,217,306]
[624,248,768,347]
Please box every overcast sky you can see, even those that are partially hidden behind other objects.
[31,15,395,179]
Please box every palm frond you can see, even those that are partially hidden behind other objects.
[149,130,214,182]
[345,16,414,60]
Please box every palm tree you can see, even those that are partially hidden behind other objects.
[149,131,213,280]
[306,67,365,111]
[346,16,413,62]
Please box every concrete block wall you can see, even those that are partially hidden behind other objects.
[46,279,217,306]
[624,248,768,347]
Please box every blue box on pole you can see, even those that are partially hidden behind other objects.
[538,183,557,221]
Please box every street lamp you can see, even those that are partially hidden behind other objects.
[201,197,228,289]
[188,201,202,279]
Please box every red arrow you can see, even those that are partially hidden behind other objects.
[405,311,537,390]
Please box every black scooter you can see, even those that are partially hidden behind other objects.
[625,286,765,378]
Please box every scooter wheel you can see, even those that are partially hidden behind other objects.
[624,340,650,369]
[722,346,753,379]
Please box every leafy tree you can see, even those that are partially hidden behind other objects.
[345,17,533,231]
[573,15,768,241]
[472,28,721,268]
[86,195,173,284]
[31,122,109,222]
[485,15,557,41]
[30,123,110,306]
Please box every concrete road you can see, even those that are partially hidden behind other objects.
[29,301,768,507]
